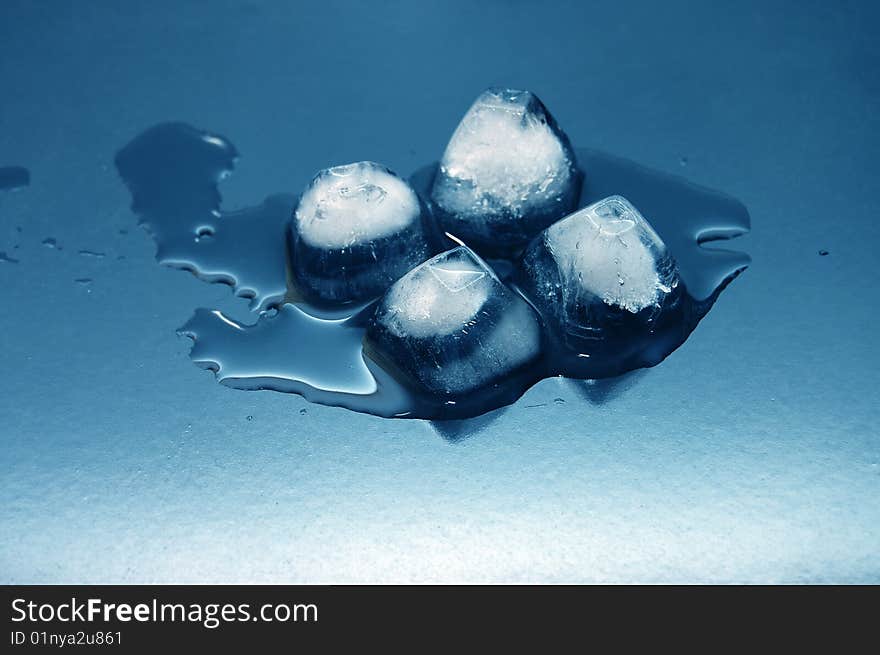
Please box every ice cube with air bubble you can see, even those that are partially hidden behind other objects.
[289,161,435,304]
[365,246,542,401]
[430,88,580,256]
[518,195,684,377]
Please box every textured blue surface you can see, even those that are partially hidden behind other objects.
[1,0,878,582]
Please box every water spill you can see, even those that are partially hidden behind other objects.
[118,124,749,420]
[178,304,414,418]
[0,166,29,191]
[115,123,292,310]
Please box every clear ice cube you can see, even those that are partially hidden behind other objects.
[518,195,682,374]
[430,88,580,256]
[366,246,542,398]
[289,161,434,303]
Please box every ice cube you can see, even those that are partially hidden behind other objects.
[430,88,580,256]
[365,246,542,399]
[289,161,435,303]
[518,196,683,376]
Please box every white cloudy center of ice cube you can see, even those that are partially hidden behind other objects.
[546,196,675,313]
[295,161,420,249]
[381,247,493,338]
[437,89,574,212]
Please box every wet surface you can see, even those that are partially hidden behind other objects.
[116,124,749,419]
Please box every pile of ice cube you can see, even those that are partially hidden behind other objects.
[287,88,681,401]
[289,161,434,303]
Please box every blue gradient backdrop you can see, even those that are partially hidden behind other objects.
[1,0,878,582]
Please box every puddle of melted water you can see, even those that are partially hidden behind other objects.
[117,124,750,420]
[178,303,417,418]
[115,123,292,310]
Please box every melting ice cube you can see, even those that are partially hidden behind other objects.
[430,88,580,256]
[366,246,542,399]
[290,161,435,304]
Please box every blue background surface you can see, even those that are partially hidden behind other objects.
[1,0,878,582]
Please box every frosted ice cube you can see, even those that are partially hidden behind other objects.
[366,246,542,398]
[430,88,580,255]
[519,195,682,374]
[290,161,434,303]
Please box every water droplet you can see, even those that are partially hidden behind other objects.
[299,408,307,415]
[679,156,688,167]
[553,397,565,405]
[78,250,106,259]
[194,226,215,243]
[818,249,829,256]
[0,251,19,264]
[246,415,254,421]
[74,278,92,286]
[42,237,60,249]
